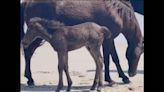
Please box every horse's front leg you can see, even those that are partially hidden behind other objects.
[24,38,42,86]
[109,40,130,84]
[102,39,115,86]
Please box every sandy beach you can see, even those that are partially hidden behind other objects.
[20,38,144,92]
[20,12,144,92]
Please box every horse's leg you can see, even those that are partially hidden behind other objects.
[20,2,25,42]
[109,40,130,84]
[63,53,72,91]
[102,39,115,85]
[56,51,67,92]
[87,46,103,91]
[24,38,42,86]
[20,24,25,41]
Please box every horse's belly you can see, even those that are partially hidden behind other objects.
[56,1,95,21]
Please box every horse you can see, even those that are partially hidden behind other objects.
[21,0,144,86]
[22,17,112,91]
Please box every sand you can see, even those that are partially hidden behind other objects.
[20,37,144,92]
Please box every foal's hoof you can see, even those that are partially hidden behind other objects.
[90,85,96,90]
[97,88,102,92]
[122,77,131,84]
[107,80,115,86]
[56,85,63,92]
[66,88,71,92]
[55,88,61,92]
[97,86,103,92]
[90,87,96,90]
[27,80,35,86]
[66,83,72,91]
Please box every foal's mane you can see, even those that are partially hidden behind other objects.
[47,20,65,29]
[30,17,65,30]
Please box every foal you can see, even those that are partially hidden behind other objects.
[22,17,112,91]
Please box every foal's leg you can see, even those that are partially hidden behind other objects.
[56,51,72,92]
[87,46,103,91]
[63,53,72,91]
[24,38,42,86]
[109,40,130,84]
[56,52,65,92]
[102,39,115,86]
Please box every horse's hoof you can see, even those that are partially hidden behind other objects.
[107,80,115,86]
[27,80,35,86]
[66,89,71,92]
[66,86,72,91]
[122,77,131,84]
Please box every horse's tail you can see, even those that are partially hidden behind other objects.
[20,2,26,41]
[101,26,112,39]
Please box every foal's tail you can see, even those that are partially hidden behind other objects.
[101,26,112,39]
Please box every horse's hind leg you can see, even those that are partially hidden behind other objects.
[109,40,130,84]
[24,38,42,86]
[87,46,103,91]
[102,39,115,86]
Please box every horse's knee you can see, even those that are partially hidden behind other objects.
[102,46,110,55]
[103,40,110,52]
[58,64,64,72]
[102,47,110,65]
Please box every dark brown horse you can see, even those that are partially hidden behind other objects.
[21,0,144,86]
[22,17,112,91]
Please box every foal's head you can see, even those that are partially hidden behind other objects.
[22,17,52,48]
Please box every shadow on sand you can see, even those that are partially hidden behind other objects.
[21,82,135,92]
[21,84,92,92]
[21,69,143,91]
[87,69,144,74]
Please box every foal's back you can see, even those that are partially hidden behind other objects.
[50,22,106,51]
